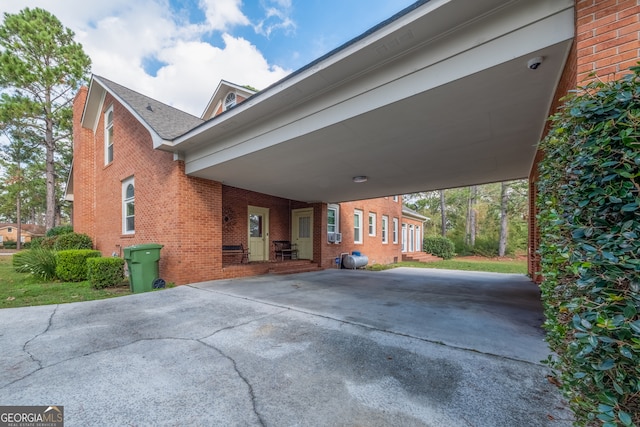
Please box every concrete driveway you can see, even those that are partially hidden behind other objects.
[0,268,572,426]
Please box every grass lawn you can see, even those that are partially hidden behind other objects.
[0,255,131,309]
[368,257,528,274]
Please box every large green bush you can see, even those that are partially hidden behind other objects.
[2,240,17,249]
[13,248,57,280]
[423,236,455,259]
[87,257,125,289]
[537,66,640,426]
[53,232,93,251]
[46,225,73,237]
[55,250,101,282]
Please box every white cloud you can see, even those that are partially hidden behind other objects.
[0,0,292,116]
[254,0,296,38]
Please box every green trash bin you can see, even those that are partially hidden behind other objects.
[123,244,163,293]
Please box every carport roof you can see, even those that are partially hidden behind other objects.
[171,0,575,203]
[81,0,576,204]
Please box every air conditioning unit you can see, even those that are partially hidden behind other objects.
[328,233,342,243]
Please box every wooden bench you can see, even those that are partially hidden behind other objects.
[273,240,298,261]
[222,244,249,264]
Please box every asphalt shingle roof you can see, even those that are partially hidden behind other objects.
[95,75,204,140]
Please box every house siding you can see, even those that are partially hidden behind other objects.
[528,0,640,281]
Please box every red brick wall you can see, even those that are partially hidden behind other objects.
[320,197,405,268]
[72,91,222,285]
[577,0,640,83]
[528,0,639,281]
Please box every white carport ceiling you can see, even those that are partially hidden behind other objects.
[173,0,575,203]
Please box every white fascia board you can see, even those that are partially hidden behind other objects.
[184,1,574,174]
[85,77,173,151]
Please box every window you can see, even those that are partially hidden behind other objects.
[368,212,376,236]
[327,204,339,234]
[224,92,236,110]
[122,177,135,234]
[409,224,415,252]
[354,210,363,244]
[105,106,114,164]
[416,226,421,252]
[393,196,399,202]
[382,215,389,244]
[392,218,399,244]
[401,223,407,252]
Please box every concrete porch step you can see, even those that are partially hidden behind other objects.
[402,252,441,263]
[269,260,322,275]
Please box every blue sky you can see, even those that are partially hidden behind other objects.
[0,0,417,115]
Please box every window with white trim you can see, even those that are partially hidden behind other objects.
[393,196,399,202]
[368,212,376,236]
[327,204,339,234]
[122,177,135,234]
[392,218,399,244]
[416,226,421,252]
[354,210,363,244]
[409,224,415,252]
[401,223,407,252]
[224,92,236,110]
[105,106,114,164]
[382,215,388,244]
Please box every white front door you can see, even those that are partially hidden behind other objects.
[292,208,313,260]
[248,206,269,261]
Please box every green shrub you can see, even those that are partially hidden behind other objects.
[38,236,58,249]
[13,248,57,280]
[2,240,17,249]
[423,236,455,260]
[55,249,101,282]
[87,257,125,289]
[46,225,73,237]
[472,238,499,258]
[53,232,93,251]
[537,65,640,425]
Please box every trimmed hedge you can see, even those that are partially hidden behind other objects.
[537,66,640,425]
[55,250,101,282]
[2,240,17,249]
[87,257,125,289]
[423,236,455,260]
[53,232,93,251]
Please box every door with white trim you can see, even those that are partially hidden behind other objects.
[292,208,313,260]
[248,206,269,261]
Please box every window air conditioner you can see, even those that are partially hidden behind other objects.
[334,233,342,243]
[328,233,336,243]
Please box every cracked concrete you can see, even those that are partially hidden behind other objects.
[0,268,573,426]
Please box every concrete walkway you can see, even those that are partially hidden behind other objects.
[0,268,572,426]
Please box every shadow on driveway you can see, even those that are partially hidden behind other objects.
[0,268,572,426]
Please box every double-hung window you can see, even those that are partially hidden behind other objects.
[122,177,135,234]
[354,210,363,244]
[382,215,389,244]
[368,212,376,236]
[105,106,114,164]
[392,218,399,244]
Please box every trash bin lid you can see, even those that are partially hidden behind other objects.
[125,243,164,251]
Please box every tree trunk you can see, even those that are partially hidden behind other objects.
[470,186,477,247]
[440,190,446,237]
[45,92,56,231]
[499,182,509,257]
[16,193,22,250]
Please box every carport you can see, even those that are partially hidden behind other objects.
[169,0,574,203]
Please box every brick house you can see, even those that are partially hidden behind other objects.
[0,223,45,247]
[71,77,427,284]
[71,0,638,284]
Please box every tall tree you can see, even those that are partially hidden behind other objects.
[0,8,91,230]
[0,128,39,249]
[498,181,509,257]
[439,190,446,237]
